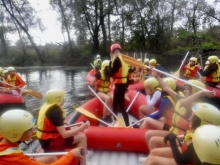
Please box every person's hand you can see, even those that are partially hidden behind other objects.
[164,133,176,144]
[81,121,90,130]
[202,90,216,98]
[197,63,202,69]
[145,88,151,95]
[151,70,159,78]
[70,147,83,158]
[64,120,70,125]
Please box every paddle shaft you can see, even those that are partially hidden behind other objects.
[90,63,94,68]
[199,54,203,69]
[177,51,189,71]
[126,92,140,112]
[26,152,68,157]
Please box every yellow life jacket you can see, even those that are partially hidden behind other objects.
[96,70,110,93]
[205,64,220,82]
[184,64,198,79]
[7,75,16,89]
[0,147,23,156]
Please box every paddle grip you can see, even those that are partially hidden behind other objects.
[80,149,84,156]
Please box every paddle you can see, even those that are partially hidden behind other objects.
[75,107,113,127]
[121,54,208,92]
[173,51,190,77]
[26,152,68,157]
[87,85,125,127]
[31,122,86,140]
[199,54,203,69]
[126,92,140,113]
[0,80,43,99]
[90,63,95,68]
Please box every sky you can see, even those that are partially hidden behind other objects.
[7,0,220,46]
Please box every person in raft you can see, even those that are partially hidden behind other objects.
[36,88,91,165]
[181,57,199,80]
[109,43,130,126]
[138,77,162,120]
[87,60,113,123]
[0,109,83,165]
[142,103,220,165]
[140,71,215,163]
[139,77,184,130]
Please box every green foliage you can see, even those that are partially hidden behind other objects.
[201,42,214,50]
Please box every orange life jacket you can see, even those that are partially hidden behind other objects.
[95,70,110,93]
[37,103,65,140]
[169,100,190,135]
[89,69,98,76]
[204,65,220,82]
[6,73,25,90]
[184,64,198,79]
[112,56,129,84]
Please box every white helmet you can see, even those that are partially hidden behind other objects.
[7,66,15,72]
[193,125,220,164]
[46,88,65,106]
[0,109,35,142]
[96,54,101,59]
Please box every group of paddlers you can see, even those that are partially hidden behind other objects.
[0,44,220,165]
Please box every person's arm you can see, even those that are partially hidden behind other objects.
[16,74,26,88]
[87,72,100,86]
[146,91,162,109]
[198,64,217,76]
[164,133,194,164]
[109,57,122,77]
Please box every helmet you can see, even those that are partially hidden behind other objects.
[186,80,205,94]
[137,58,142,62]
[46,88,65,106]
[163,77,176,90]
[205,61,210,65]
[96,54,101,59]
[110,44,121,54]
[192,103,220,126]
[0,109,35,142]
[192,125,220,164]
[7,66,15,72]
[218,59,220,63]
[0,67,3,74]
[149,59,157,66]
[189,57,197,64]
[1,70,8,77]
[101,60,110,70]
[144,58,149,63]
[208,55,218,64]
[144,77,159,91]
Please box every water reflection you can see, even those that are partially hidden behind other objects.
[18,68,90,116]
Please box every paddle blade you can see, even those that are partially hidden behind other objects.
[121,54,146,68]
[24,90,43,99]
[113,118,125,127]
[75,107,100,121]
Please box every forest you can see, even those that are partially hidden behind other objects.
[0,0,220,68]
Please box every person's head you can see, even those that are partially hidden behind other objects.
[184,80,205,97]
[7,66,16,77]
[188,103,220,131]
[110,43,121,54]
[137,58,142,63]
[163,77,176,91]
[0,67,3,75]
[149,59,157,67]
[189,57,197,66]
[144,77,159,92]
[101,60,110,71]
[1,69,8,78]
[144,58,149,65]
[96,54,101,59]
[0,109,35,142]
[192,125,220,165]
[46,88,65,106]
[208,55,218,64]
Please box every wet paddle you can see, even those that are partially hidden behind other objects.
[126,92,140,113]
[173,51,189,77]
[121,54,208,92]
[75,107,113,127]
[87,85,125,127]
[0,80,43,99]
[26,152,68,157]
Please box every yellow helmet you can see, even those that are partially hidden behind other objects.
[186,80,205,94]
[7,66,15,72]
[0,67,3,74]
[0,109,35,142]
[101,60,110,70]
[218,59,220,63]
[189,57,197,64]
[163,77,176,90]
[193,125,220,164]
[205,60,210,65]
[1,70,8,77]
[137,58,142,62]
[46,88,65,106]
[192,103,220,126]
[208,55,218,64]
[144,77,159,91]
[144,58,149,63]
[149,59,157,66]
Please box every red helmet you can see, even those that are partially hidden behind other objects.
[110,43,121,54]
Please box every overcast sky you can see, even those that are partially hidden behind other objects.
[7,0,220,46]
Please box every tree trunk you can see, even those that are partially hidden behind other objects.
[170,0,176,37]
[108,0,111,50]
[0,27,8,57]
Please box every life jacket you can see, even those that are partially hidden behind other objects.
[169,100,190,135]
[184,64,198,79]
[204,64,220,82]
[150,87,162,109]
[181,131,194,165]
[143,65,149,76]
[89,69,98,76]
[163,91,184,126]
[37,103,65,140]
[112,56,129,84]
[95,70,110,93]
[0,147,23,156]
